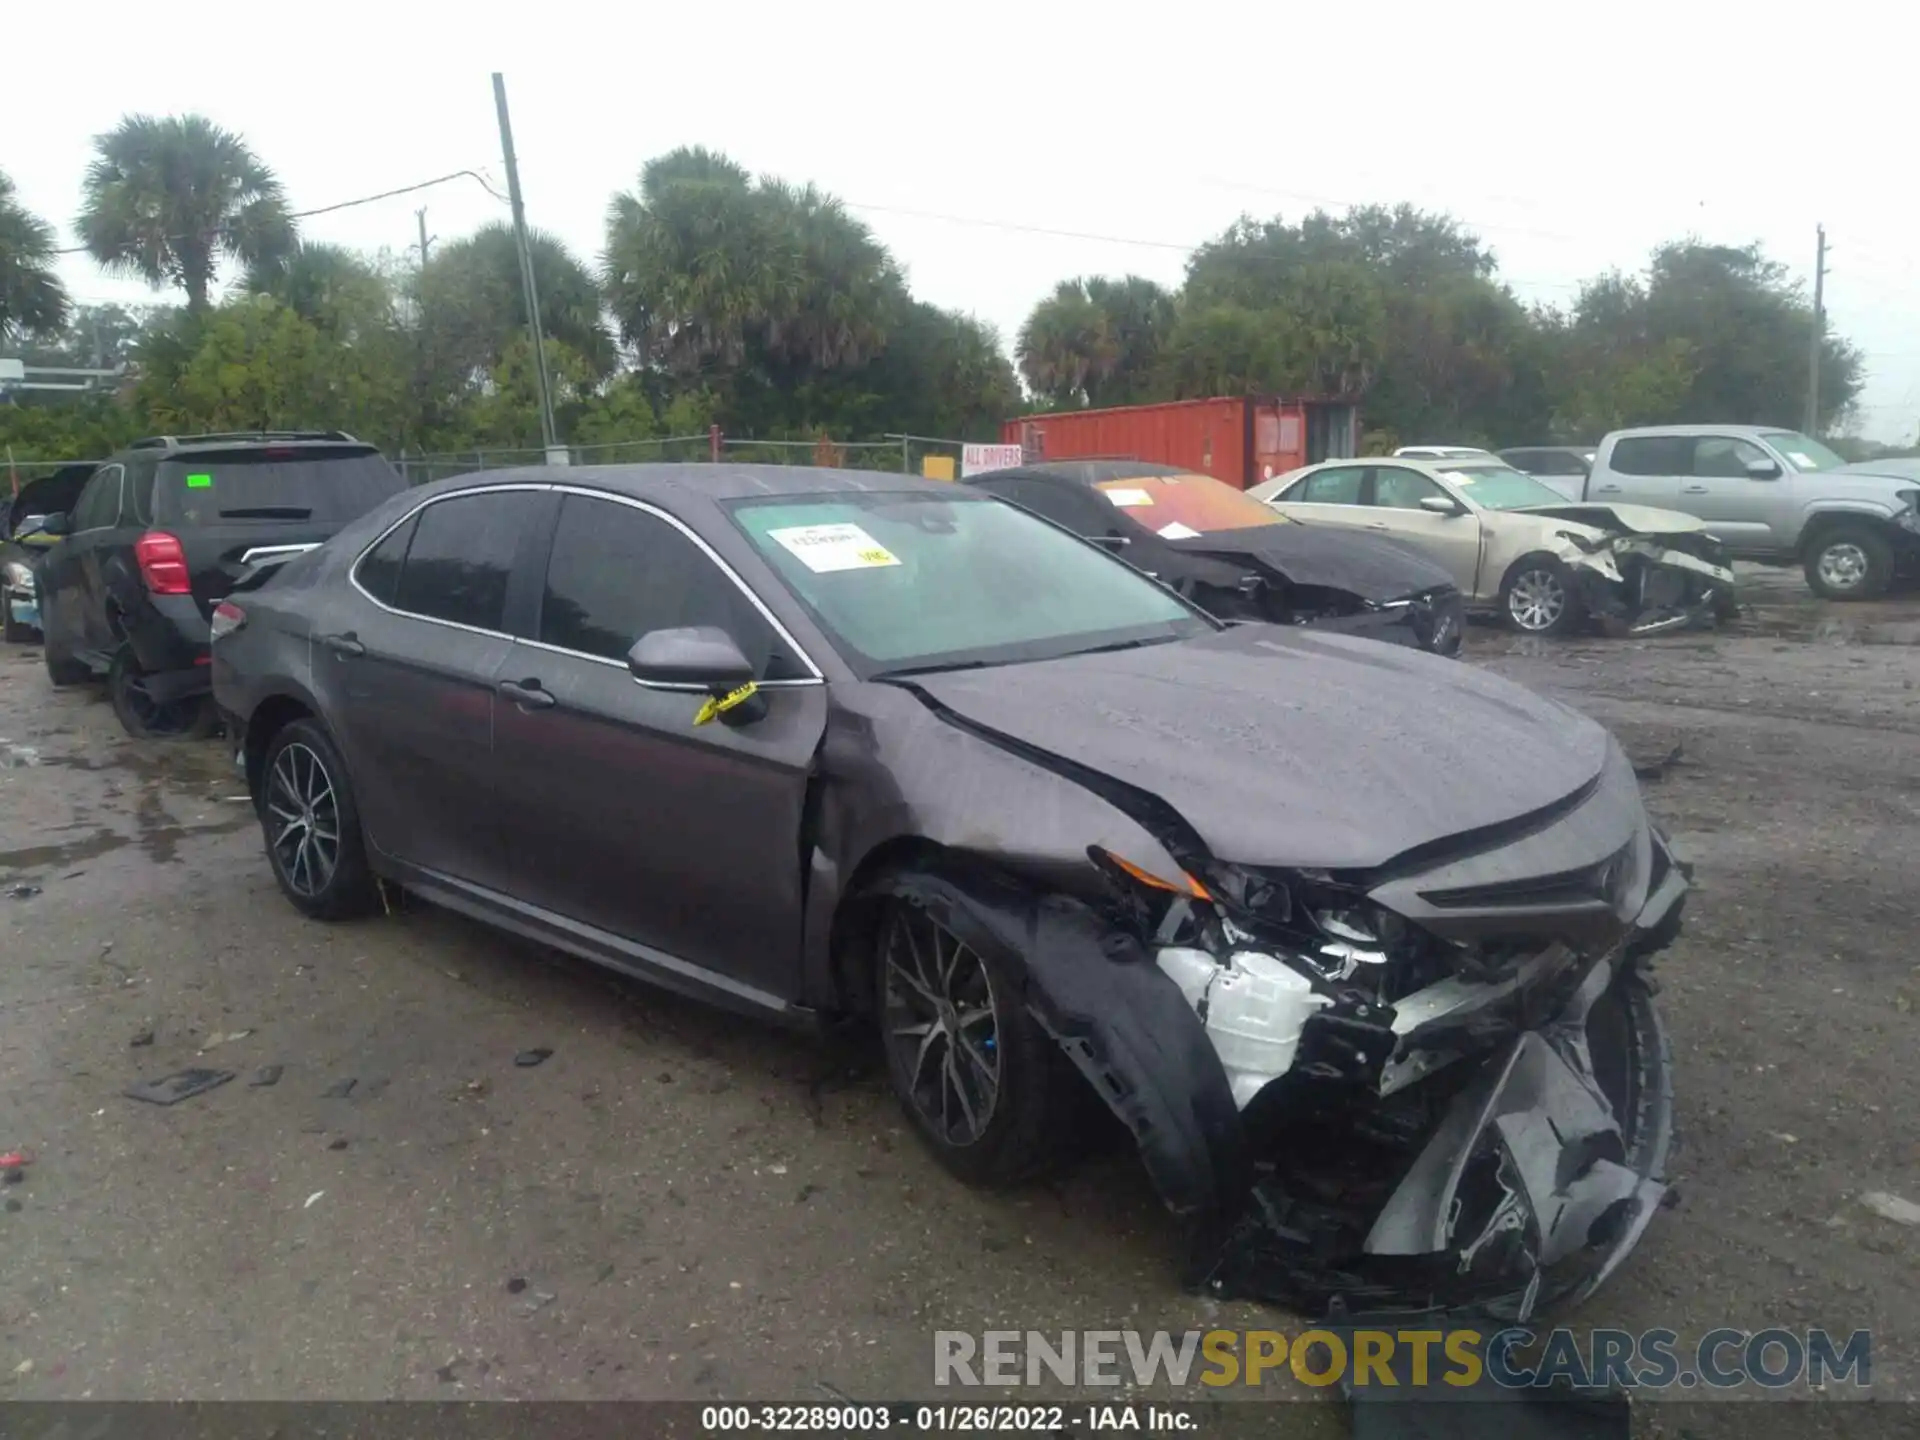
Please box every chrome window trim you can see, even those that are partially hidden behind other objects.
[347,481,827,687]
[240,542,320,565]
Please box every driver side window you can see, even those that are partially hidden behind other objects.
[538,494,806,679]
[1370,467,1447,509]
[1692,437,1771,478]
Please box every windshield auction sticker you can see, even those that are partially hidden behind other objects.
[1101,488,1154,507]
[768,523,902,573]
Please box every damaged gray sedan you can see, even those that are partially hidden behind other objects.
[212,464,1687,1322]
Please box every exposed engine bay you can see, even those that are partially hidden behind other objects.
[1526,504,1739,636]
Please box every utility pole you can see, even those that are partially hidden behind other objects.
[1805,224,1827,435]
[490,72,561,459]
[415,208,435,269]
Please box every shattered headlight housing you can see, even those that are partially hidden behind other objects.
[2,560,34,591]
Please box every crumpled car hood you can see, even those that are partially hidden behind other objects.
[1166,524,1455,602]
[1512,503,1710,537]
[906,624,1610,871]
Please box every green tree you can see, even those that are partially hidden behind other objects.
[132,294,405,442]
[0,169,70,342]
[1016,276,1173,409]
[416,222,612,379]
[77,114,296,314]
[602,147,906,433]
[243,242,395,339]
[17,301,159,370]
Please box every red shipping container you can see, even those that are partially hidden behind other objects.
[1004,397,1359,489]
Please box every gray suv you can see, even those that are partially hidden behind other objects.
[1583,426,1920,599]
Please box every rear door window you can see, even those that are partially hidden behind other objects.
[71,466,125,532]
[1293,466,1366,504]
[155,448,404,527]
[391,492,538,633]
[1608,437,1692,475]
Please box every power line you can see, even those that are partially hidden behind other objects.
[52,168,505,256]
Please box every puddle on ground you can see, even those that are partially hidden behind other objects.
[1740,611,1920,646]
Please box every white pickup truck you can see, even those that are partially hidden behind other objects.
[1560,425,1920,600]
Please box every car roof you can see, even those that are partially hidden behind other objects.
[1605,424,1790,440]
[430,462,975,506]
[965,460,1194,486]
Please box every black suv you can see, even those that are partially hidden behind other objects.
[24,432,406,737]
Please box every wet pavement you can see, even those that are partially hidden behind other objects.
[2,563,1918,1428]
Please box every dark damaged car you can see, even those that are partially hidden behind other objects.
[212,465,1687,1321]
[962,461,1465,656]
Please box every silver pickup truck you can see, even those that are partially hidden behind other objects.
[1567,425,1920,600]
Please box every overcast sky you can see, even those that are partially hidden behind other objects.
[13,1,1920,441]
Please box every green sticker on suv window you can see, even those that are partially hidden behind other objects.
[186,473,213,488]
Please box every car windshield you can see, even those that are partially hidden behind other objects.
[1090,473,1287,537]
[1443,464,1575,511]
[155,448,405,526]
[1760,433,1847,473]
[731,491,1211,677]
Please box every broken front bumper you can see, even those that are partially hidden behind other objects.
[1569,539,1738,637]
[1195,832,1686,1323]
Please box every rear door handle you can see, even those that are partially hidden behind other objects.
[1682,484,1710,494]
[1365,523,1390,532]
[497,679,556,710]
[1594,484,1622,493]
[319,632,365,658]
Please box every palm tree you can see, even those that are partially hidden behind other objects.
[0,169,70,342]
[416,222,612,379]
[1016,280,1119,409]
[77,114,297,313]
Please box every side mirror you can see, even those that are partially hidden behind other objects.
[627,625,756,689]
[15,511,69,540]
[1418,495,1466,516]
[1745,460,1782,480]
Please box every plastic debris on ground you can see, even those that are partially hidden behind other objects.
[322,1078,356,1098]
[514,1048,553,1067]
[123,1069,235,1106]
[1862,1191,1920,1226]
[249,1065,283,1087]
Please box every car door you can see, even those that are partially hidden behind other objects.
[1678,435,1782,551]
[317,485,550,891]
[1362,465,1485,594]
[1594,436,1686,508]
[46,464,124,656]
[1264,464,1371,533]
[489,489,828,1003]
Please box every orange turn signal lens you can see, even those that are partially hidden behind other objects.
[1098,849,1211,901]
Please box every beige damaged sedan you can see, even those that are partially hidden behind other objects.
[1251,456,1738,636]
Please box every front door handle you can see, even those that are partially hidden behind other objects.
[1594,483,1622,493]
[497,679,556,710]
[1682,484,1710,494]
[319,632,365,658]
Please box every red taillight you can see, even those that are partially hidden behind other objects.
[134,531,192,595]
[210,601,246,642]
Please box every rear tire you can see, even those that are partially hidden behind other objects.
[107,647,217,740]
[1500,554,1584,635]
[1803,524,1894,601]
[874,889,1076,1187]
[259,718,379,921]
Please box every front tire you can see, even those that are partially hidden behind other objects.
[1803,524,1894,601]
[1500,554,1584,635]
[874,891,1075,1187]
[259,719,379,920]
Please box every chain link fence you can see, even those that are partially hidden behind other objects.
[396,430,972,486]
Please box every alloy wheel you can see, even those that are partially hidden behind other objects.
[1508,568,1567,631]
[267,742,342,899]
[1816,542,1868,594]
[880,906,1002,1147]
